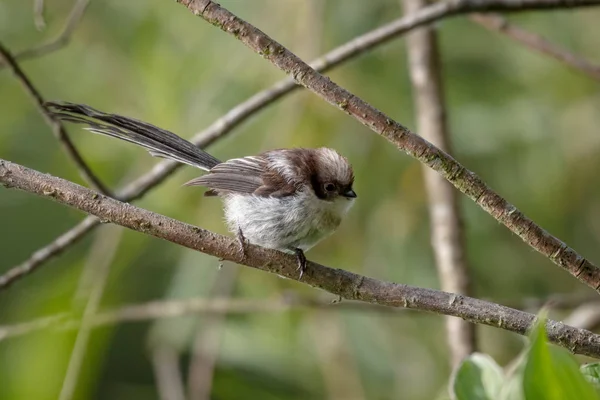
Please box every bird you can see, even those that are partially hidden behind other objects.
[46,101,357,278]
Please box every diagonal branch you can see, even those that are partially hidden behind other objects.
[0,42,111,195]
[2,158,600,358]
[470,14,600,81]
[175,0,600,293]
[0,216,99,289]
[403,0,475,367]
[0,0,91,69]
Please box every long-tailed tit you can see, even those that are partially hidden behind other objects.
[47,102,357,278]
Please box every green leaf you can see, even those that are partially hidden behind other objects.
[523,319,599,400]
[451,353,505,400]
[581,363,600,393]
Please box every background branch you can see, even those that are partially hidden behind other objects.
[2,158,600,358]
[187,265,238,400]
[33,0,46,31]
[0,297,401,343]
[151,345,186,400]
[176,0,600,293]
[0,41,110,195]
[403,0,475,367]
[0,0,91,68]
[470,13,600,80]
[58,226,122,400]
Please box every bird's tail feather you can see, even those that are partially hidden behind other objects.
[46,101,221,171]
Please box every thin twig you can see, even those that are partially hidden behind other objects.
[0,0,91,68]
[0,216,99,289]
[470,13,600,81]
[311,311,366,400]
[1,292,593,342]
[0,42,111,195]
[176,0,600,292]
[403,0,475,366]
[510,291,599,311]
[2,159,600,358]
[59,226,122,400]
[0,297,397,342]
[187,265,239,400]
[0,290,595,343]
[564,302,600,331]
[34,0,47,31]
[151,345,187,400]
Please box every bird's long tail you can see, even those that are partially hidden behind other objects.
[46,101,221,171]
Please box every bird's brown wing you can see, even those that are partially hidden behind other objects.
[185,155,297,198]
[185,156,266,196]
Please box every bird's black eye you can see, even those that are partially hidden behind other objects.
[324,183,336,192]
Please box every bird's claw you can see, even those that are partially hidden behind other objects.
[294,248,307,280]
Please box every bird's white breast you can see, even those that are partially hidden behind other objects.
[223,190,354,252]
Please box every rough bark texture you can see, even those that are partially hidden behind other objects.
[2,159,600,358]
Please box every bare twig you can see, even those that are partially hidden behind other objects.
[187,265,239,400]
[0,42,111,195]
[311,312,366,400]
[59,226,122,400]
[512,291,599,311]
[471,13,600,81]
[403,0,475,366]
[3,159,600,358]
[176,0,600,292]
[0,313,70,341]
[34,0,47,31]
[564,302,600,331]
[1,291,593,342]
[0,0,91,68]
[0,216,99,289]
[0,297,398,342]
[151,345,187,400]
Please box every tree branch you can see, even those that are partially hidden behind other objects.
[0,297,399,343]
[187,265,238,400]
[564,302,600,331]
[0,216,98,289]
[2,159,600,358]
[151,345,186,400]
[33,0,47,31]
[403,0,475,367]
[175,0,600,293]
[0,41,111,195]
[0,0,91,69]
[470,13,600,81]
[59,226,122,400]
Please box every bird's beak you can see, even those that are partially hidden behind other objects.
[343,189,357,198]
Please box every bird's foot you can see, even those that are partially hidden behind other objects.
[294,248,307,280]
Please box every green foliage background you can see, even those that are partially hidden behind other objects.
[1,1,600,399]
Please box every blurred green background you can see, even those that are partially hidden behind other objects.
[1,0,600,399]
